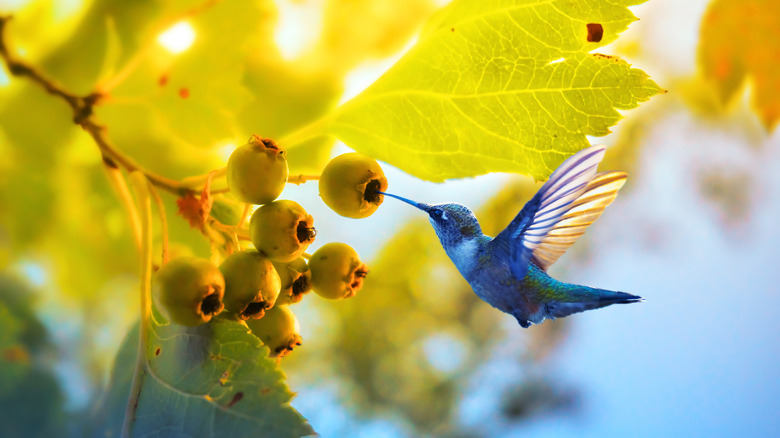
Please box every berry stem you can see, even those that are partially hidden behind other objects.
[123,172,154,438]
[287,174,321,185]
[103,162,142,252]
[209,219,251,240]
[208,186,231,195]
[147,181,170,264]
[302,252,312,260]
[181,166,227,190]
[277,116,332,149]
[237,204,251,227]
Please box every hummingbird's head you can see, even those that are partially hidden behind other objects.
[377,192,482,248]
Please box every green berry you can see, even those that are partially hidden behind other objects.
[250,200,316,263]
[273,257,312,305]
[219,250,281,320]
[227,135,288,205]
[153,257,225,326]
[319,153,388,218]
[309,243,368,300]
[246,305,302,358]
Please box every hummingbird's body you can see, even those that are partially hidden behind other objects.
[380,145,642,328]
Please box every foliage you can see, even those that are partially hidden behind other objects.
[92,318,313,438]
[0,0,665,436]
[698,0,780,131]
[330,0,662,181]
[0,275,65,438]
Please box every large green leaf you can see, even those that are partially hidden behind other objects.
[95,318,314,438]
[329,0,662,181]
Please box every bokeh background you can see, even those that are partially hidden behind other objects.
[1,0,778,437]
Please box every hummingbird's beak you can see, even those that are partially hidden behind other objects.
[375,191,432,213]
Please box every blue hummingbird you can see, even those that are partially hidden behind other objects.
[378,144,643,328]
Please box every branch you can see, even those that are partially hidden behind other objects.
[0,15,193,196]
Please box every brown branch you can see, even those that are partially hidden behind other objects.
[0,15,193,197]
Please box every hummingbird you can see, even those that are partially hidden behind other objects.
[378,144,643,328]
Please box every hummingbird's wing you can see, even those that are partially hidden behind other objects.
[492,145,607,279]
[529,171,627,271]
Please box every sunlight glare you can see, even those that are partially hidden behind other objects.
[339,36,417,105]
[157,21,196,54]
[0,0,30,13]
[0,67,9,87]
[217,142,238,163]
[273,0,324,60]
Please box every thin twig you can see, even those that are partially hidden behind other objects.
[181,166,226,189]
[147,181,170,265]
[209,220,250,240]
[122,172,154,438]
[237,203,251,227]
[287,174,321,185]
[103,160,142,251]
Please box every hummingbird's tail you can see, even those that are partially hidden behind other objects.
[546,288,643,319]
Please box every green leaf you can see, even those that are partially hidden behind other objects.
[95,318,313,438]
[328,0,662,181]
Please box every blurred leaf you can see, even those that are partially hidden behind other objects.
[238,60,342,174]
[329,0,662,182]
[104,0,265,147]
[0,300,26,395]
[96,318,314,438]
[698,0,780,131]
[0,275,66,438]
[0,274,50,353]
[501,379,578,421]
[0,83,74,249]
[317,0,437,69]
[697,167,753,226]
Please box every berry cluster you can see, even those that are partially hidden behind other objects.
[153,135,387,358]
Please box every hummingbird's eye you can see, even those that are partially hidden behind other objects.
[430,209,444,221]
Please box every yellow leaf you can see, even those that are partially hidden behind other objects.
[698,0,780,131]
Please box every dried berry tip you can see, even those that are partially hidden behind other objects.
[292,276,309,296]
[249,135,279,151]
[242,301,266,317]
[350,268,368,290]
[201,293,222,315]
[296,222,316,243]
[364,179,383,204]
[262,138,279,151]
